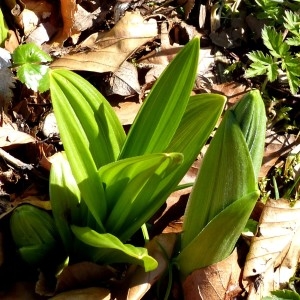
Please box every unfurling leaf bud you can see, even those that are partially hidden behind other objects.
[10,204,63,267]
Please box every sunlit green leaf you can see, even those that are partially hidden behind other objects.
[118,94,225,241]
[71,225,158,271]
[262,26,289,58]
[232,89,266,180]
[98,153,183,237]
[176,191,259,278]
[12,43,52,65]
[49,69,126,230]
[119,38,200,158]
[181,110,257,250]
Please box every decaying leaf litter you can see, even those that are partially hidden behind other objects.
[0,0,300,299]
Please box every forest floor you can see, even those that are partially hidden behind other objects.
[0,0,300,299]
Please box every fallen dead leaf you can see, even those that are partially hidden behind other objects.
[112,100,142,125]
[243,198,300,299]
[113,233,177,300]
[55,262,117,294]
[50,287,111,300]
[0,126,36,149]
[51,11,158,73]
[106,61,140,96]
[182,248,242,300]
[260,130,299,178]
[51,0,79,46]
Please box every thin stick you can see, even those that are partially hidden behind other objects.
[0,148,33,171]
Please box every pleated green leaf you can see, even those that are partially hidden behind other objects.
[49,69,126,229]
[117,94,225,241]
[176,190,259,278]
[181,110,257,250]
[98,153,183,237]
[119,38,200,158]
[50,153,89,252]
[71,225,158,272]
[10,205,63,266]
[231,89,266,180]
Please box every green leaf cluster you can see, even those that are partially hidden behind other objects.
[10,38,226,272]
[263,289,300,300]
[245,13,300,94]
[253,0,300,24]
[175,90,266,279]
[12,43,52,92]
[47,38,226,271]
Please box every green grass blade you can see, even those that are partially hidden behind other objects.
[231,89,266,179]
[119,38,200,158]
[176,190,259,279]
[71,225,158,272]
[98,153,183,237]
[118,94,225,241]
[181,110,257,250]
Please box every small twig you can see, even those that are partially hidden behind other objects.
[0,148,33,171]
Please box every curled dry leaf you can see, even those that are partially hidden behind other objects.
[107,61,140,96]
[51,11,158,73]
[182,248,242,300]
[114,233,177,300]
[243,199,300,298]
[51,0,79,46]
[55,262,117,293]
[0,127,36,149]
[50,287,111,300]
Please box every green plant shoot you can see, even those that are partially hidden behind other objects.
[11,38,226,272]
[176,89,266,279]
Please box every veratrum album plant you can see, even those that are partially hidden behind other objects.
[10,38,226,271]
[175,89,266,279]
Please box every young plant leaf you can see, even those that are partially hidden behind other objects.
[282,54,300,94]
[50,152,89,252]
[118,94,226,241]
[231,89,266,180]
[49,69,126,230]
[176,190,259,278]
[12,43,52,92]
[98,153,183,237]
[71,225,158,272]
[119,38,200,158]
[245,51,278,81]
[262,26,289,58]
[181,110,257,249]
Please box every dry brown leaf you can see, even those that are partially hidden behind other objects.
[15,0,54,36]
[51,11,158,72]
[0,127,36,148]
[114,233,176,300]
[182,248,242,300]
[51,0,79,46]
[112,101,141,125]
[55,262,116,293]
[210,82,250,107]
[243,199,300,298]
[107,61,140,96]
[50,287,111,300]
[260,130,298,178]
